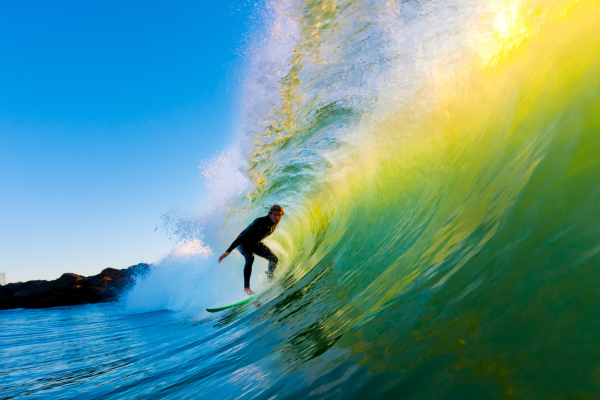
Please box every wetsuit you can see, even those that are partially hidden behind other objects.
[226,215,278,288]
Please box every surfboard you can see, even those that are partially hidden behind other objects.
[206,296,255,313]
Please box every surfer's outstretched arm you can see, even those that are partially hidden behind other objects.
[218,218,262,264]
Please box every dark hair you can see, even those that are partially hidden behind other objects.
[269,204,284,215]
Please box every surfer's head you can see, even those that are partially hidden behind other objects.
[268,204,284,224]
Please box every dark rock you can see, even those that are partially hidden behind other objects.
[0,263,151,310]
[11,280,54,298]
[0,296,10,310]
[0,286,15,298]
[78,279,91,287]
[5,282,24,293]
[35,281,54,293]
[55,273,85,290]
[49,291,68,300]
[101,268,122,278]
[87,274,104,287]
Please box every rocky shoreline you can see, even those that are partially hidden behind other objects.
[0,263,150,311]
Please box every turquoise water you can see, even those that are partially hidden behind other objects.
[3,0,600,398]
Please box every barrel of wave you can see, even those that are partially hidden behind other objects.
[288,1,600,398]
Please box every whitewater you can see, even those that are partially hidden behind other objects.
[3,0,600,398]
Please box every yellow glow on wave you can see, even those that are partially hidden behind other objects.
[473,0,588,67]
[327,0,600,327]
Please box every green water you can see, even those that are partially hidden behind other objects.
[230,0,600,397]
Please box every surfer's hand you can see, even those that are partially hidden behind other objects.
[218,252,230,263]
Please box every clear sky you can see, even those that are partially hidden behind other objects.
[0,1,259,283]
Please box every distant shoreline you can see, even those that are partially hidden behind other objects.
[0,263,150,311]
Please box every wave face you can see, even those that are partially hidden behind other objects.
[229,0,600,397]
[3,0,600,399]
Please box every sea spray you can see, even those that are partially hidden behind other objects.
[125,146,258,314]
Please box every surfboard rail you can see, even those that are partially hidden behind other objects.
[206,296,255,313]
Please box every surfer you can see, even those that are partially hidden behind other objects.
[218,205,284,295]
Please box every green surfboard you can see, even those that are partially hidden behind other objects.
[206,296,255,313]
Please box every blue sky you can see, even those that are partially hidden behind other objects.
[0,1,261,283]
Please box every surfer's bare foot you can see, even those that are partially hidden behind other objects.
[244,288,255,295]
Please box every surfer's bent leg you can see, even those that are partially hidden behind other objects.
[254,243,278,278]
[238,245,255,289]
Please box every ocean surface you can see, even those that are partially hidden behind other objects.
[3,0,600,398]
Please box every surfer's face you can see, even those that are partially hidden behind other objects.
[269,210,283,224]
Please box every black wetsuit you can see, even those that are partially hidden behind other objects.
[226,215,278,288]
